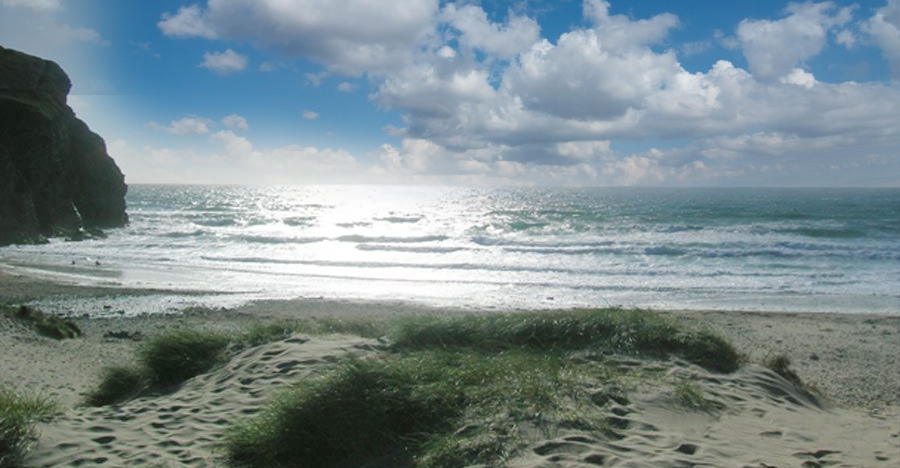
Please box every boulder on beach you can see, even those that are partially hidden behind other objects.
[0,45,127,246]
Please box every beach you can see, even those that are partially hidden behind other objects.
[1,268,898,467]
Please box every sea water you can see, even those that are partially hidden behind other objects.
[2,185,899,315]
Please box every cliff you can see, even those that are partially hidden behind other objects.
[0,46,127,245]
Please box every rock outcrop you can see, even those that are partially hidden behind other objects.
[0,46,127,246]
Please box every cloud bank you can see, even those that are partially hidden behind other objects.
[155,0,900,186]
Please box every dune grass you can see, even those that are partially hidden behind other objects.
[225,350,596,468]
[85,319,383,406]
[139,329,231,387]
[0,386,58,468]
[0,304,81,340]
[224,308,740,468]
[86,329,231,406]
[84,365,147,407]
[390,309,740,372]
[763,354,803,387]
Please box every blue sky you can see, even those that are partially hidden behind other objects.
[2,0,899,186]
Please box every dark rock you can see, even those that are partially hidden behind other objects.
[0,46,127,246]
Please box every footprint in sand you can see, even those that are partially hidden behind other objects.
[674,442,699,455]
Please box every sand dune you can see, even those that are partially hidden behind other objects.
[14,331,896,468]
[510,362,898,468]
[27,335,381,467]
[0,278,896,468]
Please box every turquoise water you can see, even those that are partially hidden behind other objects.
[2,185,899,314]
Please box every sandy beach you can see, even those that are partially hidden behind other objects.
[2,268,898,467]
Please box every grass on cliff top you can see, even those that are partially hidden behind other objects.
[0,386,59,468]
[0,304,82,340]
[224,308,740,468]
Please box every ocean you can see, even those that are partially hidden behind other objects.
[2,185,899,315]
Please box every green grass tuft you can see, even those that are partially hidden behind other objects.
[83,365,147,407]
[0,386,58,468]
[225,350,590,468]
[390,309,740,372]
[1,304,81,340]
[764,354,803,387]
[87,329,232,406]
[673,381,718,411]
[138,329,231,387]
[224,308,742,468]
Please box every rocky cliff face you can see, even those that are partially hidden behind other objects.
[0,46,127,246]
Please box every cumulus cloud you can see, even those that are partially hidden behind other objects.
[221,114,249,130]
[440,4,540,59]
[199,49,248,75]
[737,2,854,81]
[158,5,217,39]
[147,117,214,135]
[583,0,679,49]
[152,0,900,186]
[863,0,900,79]
[159,0,439,75]
[302,110,320,120]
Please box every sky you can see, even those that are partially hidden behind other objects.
[2,0,900,187]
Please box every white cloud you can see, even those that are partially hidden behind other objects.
[681,40,712,56]
[147,117,214,135]
[714,29,740,50]
[199,49,248,75]
[302,110,320,120]
[1,0,61,12]
[834,29,857,48]
[148,0,900,186]
[208,131,358,183]
[337,82,357,93]
[440,4,540,59]
[221,114,249,130]
[863,0,900,79]
[583,0,679,49]
[158,5,217,39]
[555,141,612,162]
[737,2,854,81]
[502,30,680,121]
[780,68,817,88]
[60,24,109,46]
[0,4,109,49]
[211,130,255,158]
[305,72,327,87]
[158,0,439,75]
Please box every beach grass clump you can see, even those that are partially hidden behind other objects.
[0,304,81,340]
[0,386,58,468]
[764,354,805,387]
[237,317,386,347]
[224,308,741,467]
[138,329,231,387]
[390,309,740,372]
[225,350,590,468]
[672,380,722,412]
[83,365,147,407]
[87,328,232,406]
